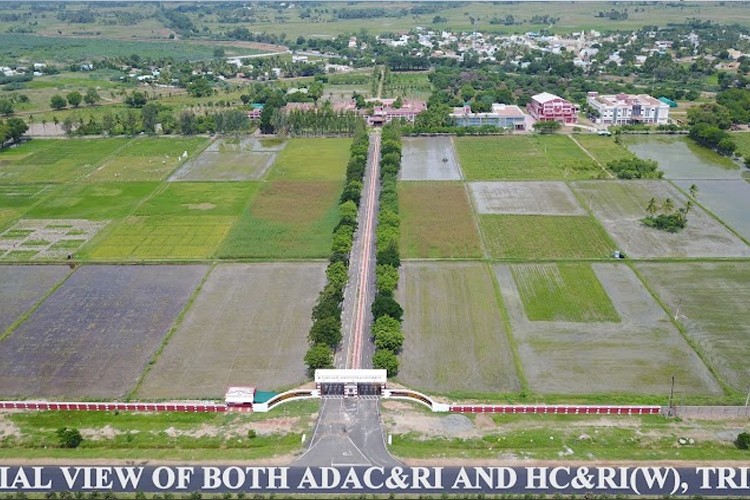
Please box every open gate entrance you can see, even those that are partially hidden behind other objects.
[315,369,387,398]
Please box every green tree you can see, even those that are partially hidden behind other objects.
[141,102,159,133]
[308,316,342,348]
[532,120,562,134]
[374,327,404,352]
[375,264,399,294]
[372,293,403,321]
[325,261,348,290]
[56,427,83,448]
[662,198,675,215]
[66,91,83,108]
[339,200,358,226]
[187,78,214,98]
[373,315,401,338]
[50,94,67,110]
[736,432,750,450]
[125,91,148,108]
[304,343,333,375]
[0,99,13,116]
[6,117,28,143]
[372,349,399,376]
[83,87,101,107]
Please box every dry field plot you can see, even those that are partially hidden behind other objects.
[170,137,279,182]
[0,219,108,261]
[400,137,461,180]
[0,266,71,333]
[495,263,721,395]
[469,181,585,215]
[396,262,520,393]
[637,262,750,392]
[571,180,750,258]
[399,182,482,258]
[479,215,614,260]
[139,262,325,398]
[0,265,207,399]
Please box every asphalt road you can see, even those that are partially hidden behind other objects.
[296,131,396,467]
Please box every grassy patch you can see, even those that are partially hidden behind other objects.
[511,263,620,322]
[85,137,209,182]
[399,182,482,258]
[268,138,350,181]
[574,135,635,164]
[135,182,259,217]
[0,138,130,183]
[456,135,599,180]
[732,132,750,159]
[26,183,158,220]
[85,216,235,260]
[480,215,615,259]
[217,181,342,259]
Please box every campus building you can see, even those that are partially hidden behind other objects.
[450,103,527,130]
[526,92,579,124]
[365,98,426,126]
[586,91,670,126]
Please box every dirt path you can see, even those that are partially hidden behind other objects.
[568,135,614,178]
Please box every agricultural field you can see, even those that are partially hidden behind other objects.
[138,263,325,398]
[0,219,107,261]
[510,263,619,322]
[134,182,259,217]
[455,135,600,180]
[0,184,56,230]
[399,182,482,259]
[381,72,432,99]
[0,265,207,398]
[25,182,158,220]
[624,136,739,180]
[0,138,130,183]
[479,215,614,260]
[495,263,721,395]
[84,215,236,260]
[0,266,70,334]
[469,181,585,215]
[573,135,635,164]
[733,132,750,159]
[637,262,750,392]
[571,180,750,258]
[268,138,350,181]
[400,137,461,181]
[217,181,342,259]
[673,179,750,242]
[170,138,281,182]
[85,137,209,182]
[396,262,520,394]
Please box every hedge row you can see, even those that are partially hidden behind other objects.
[304,127,369,375]
[371,124,405,377]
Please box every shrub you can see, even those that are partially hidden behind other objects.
[247,429,257,439]
[304,343,333,375]
[373,349,399,376]
[56,427,83,448]
[736,432,750,450]
[642,213,686,233]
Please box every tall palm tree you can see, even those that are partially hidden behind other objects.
[646,197,659,216]
[689,184,698,199]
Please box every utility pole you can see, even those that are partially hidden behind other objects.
[668,375,676,416]
[745,386,750,407]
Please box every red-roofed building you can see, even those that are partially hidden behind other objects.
[527,92,579,124]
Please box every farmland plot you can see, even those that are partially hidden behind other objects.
[0,184,56,229]
[0,265,207,398]
[573,135,634,164]
[0,139,129,183]
[455,136,599,180]
[396,262,520,393]
[135,182,259,217]
[170,137,279,182]
[470,181,585,215]
[637,262,750,392]
[479,215,614,259]
[399,182,482,258]
[0,219,108,261]
[86,137,209,182]
[624,136,739,180]
[268,138,349,181]
[571,180,750,258]
[26,182,158,220]
[0,266,71,333]
[510,263,619,322]
[673,179,750,242]
[400,137,461,180]
[495,263,721,395]
[139,263,325,398]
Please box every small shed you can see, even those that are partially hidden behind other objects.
[224,386,256,406]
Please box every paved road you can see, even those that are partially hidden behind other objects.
[295,131,397,467]
[338,131,380,370]
[293,398,400,467]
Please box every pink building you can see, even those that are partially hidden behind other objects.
[365,98,426,126]
[527,92,579,124]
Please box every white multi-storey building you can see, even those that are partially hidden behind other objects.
[587,92,669,126]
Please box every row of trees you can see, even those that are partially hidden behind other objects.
[49,88,101,110]
[271,105,364,137]
[304,128,369,374]
[371,124,404,377]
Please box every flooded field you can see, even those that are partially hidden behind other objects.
[623,136,739,180]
